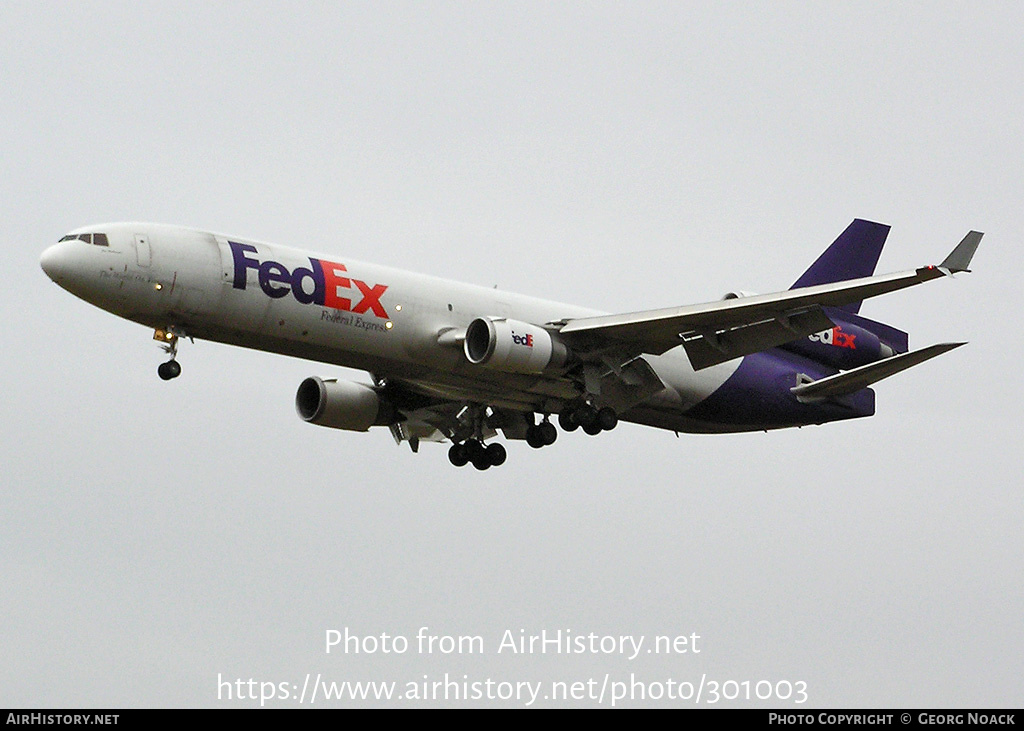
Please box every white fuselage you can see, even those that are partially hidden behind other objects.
[41,222,742,431]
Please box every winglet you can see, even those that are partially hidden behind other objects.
[940,231,983,272]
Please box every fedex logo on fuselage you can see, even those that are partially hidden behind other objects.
[511,331,534,347]
[809,325,856,349]
[229,241,389,318]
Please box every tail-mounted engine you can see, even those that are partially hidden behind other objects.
[295,377,394,432]
[464,317,569,374]
[781,312,904,370]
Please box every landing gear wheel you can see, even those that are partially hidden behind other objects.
[597,407,618,431]
[558,409,579,432]
[538,421,557,445]
[448,442,469,467]
[526,426,545,449]
[486,443,507,467]
[574,404,598,429]
[465,439,485,460]
[471,452,492,470]
[157,360,181,380]
[583,421,603,436]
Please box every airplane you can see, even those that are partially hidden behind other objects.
[39,219,981,470]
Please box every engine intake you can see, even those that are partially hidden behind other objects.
[464,317,568,374]
[295,377,393,431]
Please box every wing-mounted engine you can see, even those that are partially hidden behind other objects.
[464,317,569,374]
[295,377,395,431]
[297,375,467,451]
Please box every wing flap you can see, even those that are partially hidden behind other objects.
[681,307,835,370]
[790,342,966,402]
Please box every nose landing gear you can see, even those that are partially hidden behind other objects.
[154,328,183,380]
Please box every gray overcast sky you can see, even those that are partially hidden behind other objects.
[3,2,1022,708]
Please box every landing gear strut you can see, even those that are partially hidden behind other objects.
[448,404,508,470]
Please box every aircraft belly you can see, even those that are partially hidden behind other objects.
[680,349,875,430]
[644,348,741,409]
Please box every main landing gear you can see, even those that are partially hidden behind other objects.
[154,328,182,380]
[448,439,507,471]
[558,404,618,436]
[448,404,508,470]
[446,403,619,470]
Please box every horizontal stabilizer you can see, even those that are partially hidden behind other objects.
[940,231,983,272]
[790,342,966,402]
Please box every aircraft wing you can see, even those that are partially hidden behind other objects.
[556,232,982,370]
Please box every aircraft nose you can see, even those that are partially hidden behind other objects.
[40,242,72,282]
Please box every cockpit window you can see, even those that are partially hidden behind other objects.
[58,232,109,246]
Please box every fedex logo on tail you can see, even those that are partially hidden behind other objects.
[229,242,388,318]
[809,325,856,349]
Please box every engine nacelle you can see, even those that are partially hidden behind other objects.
[782,319,892,370]
[464,317,568,374]
[721,290,759,300]
[295,377,393,432]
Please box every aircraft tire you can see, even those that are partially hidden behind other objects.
[448,442,469,467]
[582,421,603,436]
[465,439,485,460]
[574,404,598,429]
[597,407,618,431]
[486,443,507,467]
[158,361,181,380]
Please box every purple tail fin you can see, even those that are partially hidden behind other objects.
[791,219,890,314]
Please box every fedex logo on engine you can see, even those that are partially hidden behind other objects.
[511,331,534,347]
[809,325,856,349]
[229,241,388,318]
